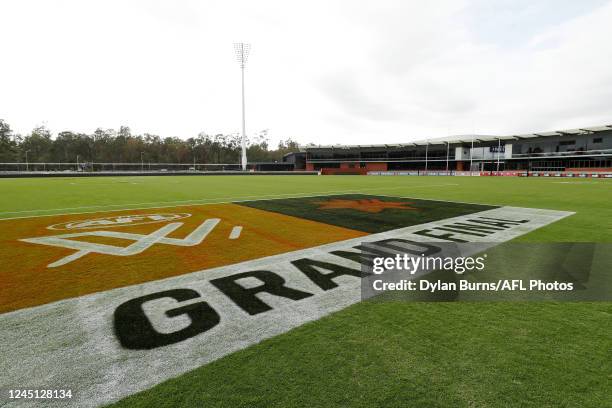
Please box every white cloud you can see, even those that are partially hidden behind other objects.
[1,0,611,145]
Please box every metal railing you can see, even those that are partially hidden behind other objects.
[0,162,291,172]
[511,148,612,158]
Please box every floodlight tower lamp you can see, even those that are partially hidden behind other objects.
[234,43,251,171]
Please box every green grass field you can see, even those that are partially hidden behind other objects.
[1,175,610,407]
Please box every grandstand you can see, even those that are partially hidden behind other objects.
[305,124,612,175]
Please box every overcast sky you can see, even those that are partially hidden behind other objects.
[2,0,611,145]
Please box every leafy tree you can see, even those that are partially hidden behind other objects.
[0,119,17,162]
[21,125,53,162]
[0,120,311,167]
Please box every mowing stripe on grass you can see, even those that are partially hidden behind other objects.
[0,184,459,220]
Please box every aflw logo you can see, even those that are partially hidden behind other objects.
[21,213,243,267]
[47,213,192,230]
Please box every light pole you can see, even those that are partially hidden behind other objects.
[77,154,80,171]
[496,138,501,173]
[424,140,429,173]
[234,43,251,171]
[445,142,450,173]
[470,136,474,175]
[25,150,30,171]
[141,152,144,172]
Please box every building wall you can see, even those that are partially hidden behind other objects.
[307,161,387,173]
[470,146,506,160]
[364,162,387,171]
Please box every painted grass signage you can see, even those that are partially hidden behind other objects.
[0,201,366,313]
[0,195,573,407]
[23,217,229,267]
[47,213,193,231]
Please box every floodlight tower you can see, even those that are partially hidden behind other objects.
[234,43,251,171]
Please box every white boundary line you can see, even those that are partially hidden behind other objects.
[0,184,459,221]
[552,181,612,184]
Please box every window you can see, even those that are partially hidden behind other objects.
[559,140,575,146]
[593,137,603,144]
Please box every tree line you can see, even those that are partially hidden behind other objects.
[0,119,304,164]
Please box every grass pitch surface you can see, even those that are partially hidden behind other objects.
[0,175,610,407]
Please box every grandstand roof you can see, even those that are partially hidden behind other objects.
[306,124,612,149]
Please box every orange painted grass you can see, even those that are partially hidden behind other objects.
[0,204,367,313]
